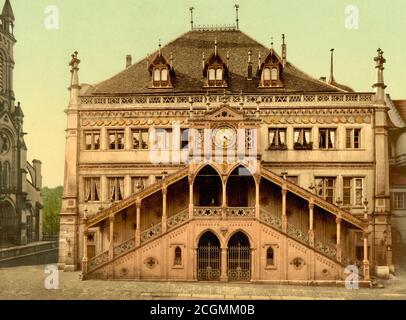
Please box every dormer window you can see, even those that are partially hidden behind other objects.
[153,67,169,87]
[148,51,174,89]
[207,67,224,86]
[258,50,284,88]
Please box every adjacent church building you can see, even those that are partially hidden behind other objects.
[0,0,43,248]
[59,14,403,284]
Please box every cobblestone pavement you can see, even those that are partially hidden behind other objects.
[0,265,406,300]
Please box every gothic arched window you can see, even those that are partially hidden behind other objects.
[0,52,4,91]
[174,246,182,265]
[3,161,10,189]
[271,68,278,81]
[266,247,274,266]
[263,68,271,81]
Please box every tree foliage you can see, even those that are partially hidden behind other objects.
[41,186,63,236]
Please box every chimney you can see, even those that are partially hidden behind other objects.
[126,54,132,68]
[282,34,287,67]
[247,50,253,80]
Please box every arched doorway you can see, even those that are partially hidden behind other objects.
[197,231,221,281]
[194,166,222,207]
[0,201,18,247]
[226,166,255,207]
[227,231,251,281]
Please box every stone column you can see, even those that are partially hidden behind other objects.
[281,188,287,233]
[336,217,342,262]
[220,247,228,282]
[135,201,141,246]
[109,215,115,260]
[308,201,314,247]
[255,175,260,220]
[222,177,227,220]
[82,225,88,274]
[108,214,115,279]
[189,175,194,219]
[363,232,370,281]
[162,187,167,233]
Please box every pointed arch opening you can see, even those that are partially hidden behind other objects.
[227,231,251,281]
[226,165,255,207]
[0,201,18,247]
[197,231,221,281]
[193,165,222,207]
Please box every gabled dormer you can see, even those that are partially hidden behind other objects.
[148,47,174,89]
[257,48,284,88]
[202,41,229,88]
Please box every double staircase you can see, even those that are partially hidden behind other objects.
[84,165,367,278]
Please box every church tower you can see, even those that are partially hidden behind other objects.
[0,0,16,109]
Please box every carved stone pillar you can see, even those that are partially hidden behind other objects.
[82,225,88,274]
[363,231,370,281]
[189,175,194,220]
[222,177,227,220]
[135,201,141,247]
[108,215,115,261]
[308,201,314,247]
[254,175,261,220]
[220,247,228,282]
[336,217,342,262]
[162,187,167,233]
[281,188,287,233]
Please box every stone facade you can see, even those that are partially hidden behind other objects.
[59,24,395,283]
[0,0,43,248]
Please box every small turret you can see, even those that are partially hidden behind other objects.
[1,0,14,35]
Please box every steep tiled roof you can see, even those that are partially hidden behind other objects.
[393,100,406,123]
[86,30,346,95]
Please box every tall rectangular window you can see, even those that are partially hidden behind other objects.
[108,177,124,202]
[108,129,124,150]
[315,177,336,203]
[393,192,406,210]
[294,128,312,149]
[84,177,100,202]
[131,176,149,194]
[319,128,336,149]
[132,129,149,150]
[84,130,100,150]
[346,128,361,149]
[343,177,364,206]
[155,128,173,149]
[181,129,189,149]
[268,128,287,149]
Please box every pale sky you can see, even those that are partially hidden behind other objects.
[9,0,406,187]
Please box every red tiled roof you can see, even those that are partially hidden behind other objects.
[86,30,346,96]
[393,100,406,123]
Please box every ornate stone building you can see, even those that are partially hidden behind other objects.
[0,0,43,248]
[59,20,395,284]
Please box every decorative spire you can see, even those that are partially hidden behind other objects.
[281,34,287,67]
[270,37,274,50]
[68,51,81,106]
[189,7,194,30]
[247,50,253,80]
[258,51,261,70]
[373,48,387,103]
[234,4,240,30]
[214,39,218,56]
[329,48,335,84]
[202,52,206,71]
[226,51,230,68]
[170,52,174,69]
[1,0,14,21]
[158,39,162,56]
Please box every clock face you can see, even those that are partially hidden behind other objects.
[213,126,236,148]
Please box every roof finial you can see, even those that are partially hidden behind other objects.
[271,36,274,50]
[214,39,218,56]
[281,34,287,67]
[158,39,162,56]
[329,48,335,83]
[189,7,194,30]
[234,4,240,30]
[170,52,174,69]
[202,52,206,71]
[258,51,261,69]
[248,49,252,63]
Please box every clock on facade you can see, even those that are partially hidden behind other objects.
[213,126,236,148]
